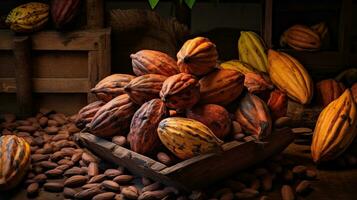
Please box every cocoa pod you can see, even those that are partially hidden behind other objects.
[75,101,106,128]
[91,74,135,102]
[43,182,64,192]
[51,0,80,29]
[124,74,167,105]
[128,99,168,154]
[352,83,357,103]
[64,175,88,187]
[186,104,231,139]
[316,79,345,107]
[160,73,200,110]
[267,89,288,119]
[88,94,138,137]
[244,72,274,93]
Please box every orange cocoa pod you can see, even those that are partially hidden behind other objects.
[316,79,345,107]
[267,90,288,119]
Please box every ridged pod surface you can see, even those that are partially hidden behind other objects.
[157,117,223,159]
[244,72,274,94]
[235,93,272,139]
[267,90,288,119]
[128,99,168,155]
[0,135,31,190]
[316,79,345,107]
[311,89,357,163]
[177,37,218,76]
[186,104,231,139]
[199,69,245,105]
[267,49,313,105]
[131,50,179,76]
[6,2,49,33]
[88,94,138,137]
[91,74,135,102]
[311,22,328,40]
[160,73,200,110]
[75,100,105,129]
[238,31,268,73]
[124,74,167,105]
[352,83,357,103]
[280,24,321,51]
[219,60,257,74]
[51,0,80,29]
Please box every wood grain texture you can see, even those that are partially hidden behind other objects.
[86,0,104,29]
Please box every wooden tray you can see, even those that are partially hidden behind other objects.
[76,127,295,191]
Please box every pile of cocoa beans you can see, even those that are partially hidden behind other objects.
[1,110,320,200]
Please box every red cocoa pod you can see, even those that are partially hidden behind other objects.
[186,104,231,139]
[160,73,200,110]
[75,101,105,129]
[244,72,274,94]
[128,99,168,154]
[51,0,81,29]
[316,79,345,107]
[267,89,288,119]
[124,74,167,105]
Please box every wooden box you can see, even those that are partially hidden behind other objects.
[0,29,111,114]
[76,127,295,191]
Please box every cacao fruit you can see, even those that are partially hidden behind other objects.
[311,89,357,163]
[219,60,257,74]
[244,72,274,94]
[238,31,268,73]
[235,93,272,139]
[131,50,179,76]
[157,117,223,159]
[75,101,105,129]
[267,89,288,119]
[128,99,168,155]
[91,74,135,102]
[316,79,345,107]
[352,83,357,103]
[160,73,200,110]
[280,24,321,51]
[186,104,231,139]
[124,74,167,105]
[177,37,218,76]
[267,49,313,104]
[199,69,245,105]
[51,0,80,29]
[6,2,49,33]
[311,22,328,41]
[0,135,31,190]
[87,94,138,137]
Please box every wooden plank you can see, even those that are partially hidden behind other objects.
[339,0,352,65]
[0,29,110,51]
[86,0,104,29]
[263,0,273,48]
[0,78,90,93]
[87,51,99,103]
[0,51,15,77]
[97,30,111,80]
[13,36,33,117]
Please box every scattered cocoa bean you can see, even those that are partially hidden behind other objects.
[157,152,172,165]
[104,169,122,178]
[52,133,70,142]
[39,116,48,127]
[34,136,44,146]
[102,180,120,191]
[296,180,311,194]
[33,174,47,184]
[262,174,273,191]
[27,172,35,179]
[113,175,134,184]
[55,164,71,171]
[93,192,116,200]
[30,146,39,153]
[40,161,58,169]
[89,174,107,184]
[82,152,98,164]
[63,187,78,198]
[74,187,103,199]
[64,175,88,187]
[45,168,63,178]
[51,151,67,161]
[142,181,161,193]
[71,152,83,163]
[112,136,127,146]
[115,194,125,200]
[33,165,43,174]
[64,167,84,176]
[48,119,59,127]
[31,154,50,163]
[3,113,16,123]
[88,162,99,177]
[224,180,246,192]
[260,196,270,200]
[45,126,59,134]
[43,182,64,192]
[138,189,170,200]
[58,159,74,166]
[292,165,307,175]
[17,125,37,133]
[281,185,295,200]
[27,182,39,197]
[274,117,291,128]
[306,169,317,179]
[220,192,234,200]
[17,132,31,137]
[82,183,101,189]
[121,186,139,199]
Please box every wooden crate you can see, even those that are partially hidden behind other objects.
[0,29,111,114]
[76,127,295,191]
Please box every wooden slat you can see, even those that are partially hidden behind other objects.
[87,51,99,103]
[0,29,110,51]
[0,78,90,93]
[86,0,104,29]
[263,0,273,48]
[97,31,111,80]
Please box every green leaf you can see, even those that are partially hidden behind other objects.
[185,0,196,9]
[148,0,160,9]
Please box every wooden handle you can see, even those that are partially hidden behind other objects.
[13,36,33,117]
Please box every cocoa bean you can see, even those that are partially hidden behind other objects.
[292,165,307,175]
[64,167,85,177]
[17,125,37,133]
[17,120,31,126]
[3,113,16,123]
[291,127,312,134]
[260,196,270,200]
[30,146,39,153]
[39,116,48,127]
[31,154,50,163]
[157,152,172,165]
[45,126,59,134]
[51,151,67,161]
[104,169,122,178]
[44,182,64,192]
[71,152,83,163]
[93,192,116,200]
[115,194,125,200]
[55,164,71,171]
[25,179,36,186]
[113,175,134,184]
[142,182,161,193]
[33,166,43,174]
[138,190,170,200]
[45,169,63,178]
[52,133,70,142]
[48,119,59,127]
[79,160,87,167]
[54,140,76,149]
[58,159,74,166]
[33,174,47,184]
[82,152,98,164]
[102,180,120,191]
[53,115,66,125]
[40,161,58,169]
[74,187,103,199]
[17,132,31,137]
[141,177,152,186]
[121,186,139,199]
[267,162,283,174]
[63,187,78,198]
[306,169,317,179]
[295,180,311,194]
[281,185,295,200]
[88,162,99,177]
[220,192,234,200]
[43,134,53,143]
[39,108,53,115]
[34,136,45,146]
[81,166,88,174]
[27,172,35,179]
[82,183,101,189]
[89,174,107,184]
[224,180,246,192]
[61,147,76,154]
[27,182,39,197]
[23,136,36,146]
[64,175,88,187]
[112,136,127,146]
[67,123,80,133]
[241,188,259,196]
[283,170,294,182]
[261,174,273,191]
[274,117,291,128]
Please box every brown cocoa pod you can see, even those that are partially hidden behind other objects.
[88,94,138,137]
[43,182,64,192]
[316,79,345,107]
[27,182,39,197]
[93,192,116,200]
[267,89,288,119]
[75,101,105,129]
[124,74,168,105]
[121,186,139,199]
[296,180,311,194]
[82,183,101,189]
[113,175,134,184]
[89,174,107,183]
[141,181,161,193]
[128,99,168,154]
[104,169,122,178]
[131,50,179,77]
[102,180,120,191]
[186,104,231,139]
[156,152,172,165]
[235,93,272,139]
[64,175,88,187]
[45,168,63,178]
[31,154,50,163]
[112,136,127,146]
[281,185,295,200]
[63,187,78,198]
[40,161,58,169]
[75,187,103,199]
[160,73,200,110]
[88,162,99,177]
[91,74,135,102]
